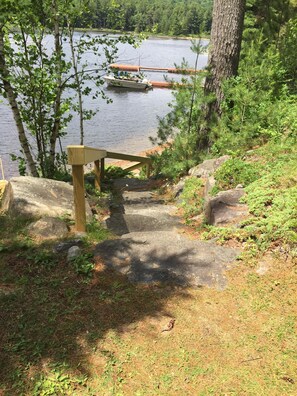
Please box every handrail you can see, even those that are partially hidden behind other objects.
[67,145,152,232]
[106,151,151,163]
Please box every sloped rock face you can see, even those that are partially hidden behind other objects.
[188,155,230,178]
[205,188,249,226]
[27,217,69,240]
[1,176,92,220]
[186,156,250,227]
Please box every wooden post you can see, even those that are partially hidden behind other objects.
[94,160,101,191]
[0,157,5,180]
[146,163,151,179]
[72,165,86,232]
[100,158,105,185]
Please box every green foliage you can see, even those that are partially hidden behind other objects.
[81,0,213,36]
[280,16,297,93]
[33,363,87,395]
[204,140,297,251]
[213,158,261,192]
[211,35,296,154]
[245,0,293,42]
[25,250,57,270]
[151,43,207,180]
[151,132,200,180]
[0,0,140,178]
[178,177,204,220]
[104,165,133,180]
[10,154,27,176]
[85,220,111,244]
[70,252,94,277]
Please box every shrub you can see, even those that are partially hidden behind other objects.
[178,177,204,220]
[213,158,261,192]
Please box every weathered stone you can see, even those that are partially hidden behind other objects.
[1,176,92,220]
[53,239,84,253]
[204,176,216,198]
[97,177,240,289]
[189,155,230,178]
[67,246,81,262]
[205,188,249,226]
[28,217,69,240]
[172,177,188,198]
[95,231,240,289]
[106,212,182,236]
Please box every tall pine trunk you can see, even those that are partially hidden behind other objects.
[198,0,246,149]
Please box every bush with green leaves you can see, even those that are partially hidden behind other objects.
[213,158,262,192]
[71,252,94,278]
[151,131,201,180]
[210,34,297,155]
[150,44,207,180]
[178,177,204,220]
[204,139,297,252]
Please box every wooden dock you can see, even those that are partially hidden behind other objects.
[150,80,189,88]
[110,63,201,74]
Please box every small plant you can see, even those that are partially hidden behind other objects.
[213,158,261,192]
[178,177,204,220]
[71,252,94,277]
[33,363,87,395]
[26,250,57,269]
[85,220,111,244]
[105,166,133,180]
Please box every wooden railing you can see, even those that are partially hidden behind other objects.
[67,145,152,232]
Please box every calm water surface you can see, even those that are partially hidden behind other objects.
[0,34,208,178]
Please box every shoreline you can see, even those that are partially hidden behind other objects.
[74,28,210,41]
[108,144,167,173]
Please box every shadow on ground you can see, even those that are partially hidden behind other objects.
[0,237,190,394]
[98,177,239,289]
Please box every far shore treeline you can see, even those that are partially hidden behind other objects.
[73,0,213,36]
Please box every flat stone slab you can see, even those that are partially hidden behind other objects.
[113,178,156,191]
[121,190,165,206]
[94,231,240,289]
[106,213,182,236]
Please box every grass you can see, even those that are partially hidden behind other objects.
[0,214,296,395]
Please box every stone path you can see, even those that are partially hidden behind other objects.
[94,178,240,289]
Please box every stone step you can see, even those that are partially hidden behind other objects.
[105,212,182,236]
[95,231,240,289]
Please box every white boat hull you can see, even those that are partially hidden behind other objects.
[104,75,152,90]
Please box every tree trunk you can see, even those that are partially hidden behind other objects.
[205,0,246,113]
[49,0,63,178]
[0,28,39,177]
[198,0,246,149]
[68,23,85,145]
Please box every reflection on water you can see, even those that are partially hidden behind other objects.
[0,35,208,178]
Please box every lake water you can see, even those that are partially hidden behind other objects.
[0,33,208,178]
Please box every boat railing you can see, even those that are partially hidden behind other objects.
[67,145,152,232]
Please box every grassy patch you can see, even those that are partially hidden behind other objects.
[178,177,204,221]
[203,139,297,254]
[1,211,296,395]
[212,157,261,194]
